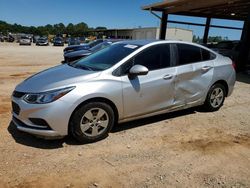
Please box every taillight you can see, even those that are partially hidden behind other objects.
[232,61,236,70]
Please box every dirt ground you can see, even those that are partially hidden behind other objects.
[0,42,249,188]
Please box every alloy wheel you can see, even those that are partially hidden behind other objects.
[210,88,224,108]
[80,108,109,137]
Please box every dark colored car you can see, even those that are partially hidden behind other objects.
[211,40,240,60]
[63,40,119,63]
[68,37,80,46]
[36,37,49,46]
[63,39,104,54]
[0,35,4,42]
[53,37,64,46]
[6,35,15,42]
[33,35,40,43]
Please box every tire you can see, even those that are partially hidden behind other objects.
[70,102,115,143]
[203,83,226,112]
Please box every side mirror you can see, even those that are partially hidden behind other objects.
[129,65,149,77]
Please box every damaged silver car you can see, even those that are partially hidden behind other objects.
[12,40,236,143]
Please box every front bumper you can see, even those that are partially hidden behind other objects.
[11,94,76,138]
[12,116,62,138]
[54,43,64,46]
[36,42,48,46]
[20,42,31,45]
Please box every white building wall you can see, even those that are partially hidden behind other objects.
[132,27,193,42]
[132,28,157,40]
[164,28,193,42]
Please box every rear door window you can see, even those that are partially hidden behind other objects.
[177,44,202,65]
[201,48,216,61]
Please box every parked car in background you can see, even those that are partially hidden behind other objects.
[63,39,104,54]
[36,37,49,46]
[19,36,31,45]
[68,37,80,46]
[0,35,4,42]
[6,35,15,42]
[63,40,120,63]
[79,37,86,43]
[211,40,240,60]
[12,40,235,143]
[33,35,40,43]
[53,37,64,46]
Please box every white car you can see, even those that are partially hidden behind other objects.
[19,36,31,45]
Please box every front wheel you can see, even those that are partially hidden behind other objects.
[70,102,115,143]
[203,83,226,112]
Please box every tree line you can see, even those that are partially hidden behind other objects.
[193,35,229,43]
[0,20,107,36]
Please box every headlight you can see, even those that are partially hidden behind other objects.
[23,86,75,104]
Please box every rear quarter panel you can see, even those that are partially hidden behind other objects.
[211,55,236,96]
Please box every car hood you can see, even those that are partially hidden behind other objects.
[64,49,92,58]
[38,39,47,42]
[15,64,101,93]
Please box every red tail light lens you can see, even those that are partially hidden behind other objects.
[232,61,236,70]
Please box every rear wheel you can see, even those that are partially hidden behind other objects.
[70,102,115,143]
[203,83,226,111]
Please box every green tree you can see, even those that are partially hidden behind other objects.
[66,23,75,35]
[75,22,88,36]
[0,20,93,37]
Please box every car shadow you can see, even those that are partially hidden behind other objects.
[112,107,197,133]
[8,107,203,149]
[7,121,80,149]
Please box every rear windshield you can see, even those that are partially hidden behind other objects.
[70,43,141,71]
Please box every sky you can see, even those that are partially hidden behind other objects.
[0,0,244,40]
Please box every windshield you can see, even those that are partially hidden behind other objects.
[55,38,62,41]
[88,40,103,48]
[39,37,47,41]
[90,42,111,52]
[70,43,141,71]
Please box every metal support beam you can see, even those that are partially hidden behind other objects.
[159,12,168,40]
[238,11,250,71]
[150,9,161,20]
[203,17,211,44]
[167,20,242,30]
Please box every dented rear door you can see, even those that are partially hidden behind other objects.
[174,43,214,106]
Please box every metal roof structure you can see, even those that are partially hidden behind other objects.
[142,0,250,71]
[142,0,250,20]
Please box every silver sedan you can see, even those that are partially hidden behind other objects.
[12,40,236,143]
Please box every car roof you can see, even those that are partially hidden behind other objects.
[117,39,200,46]
[118,40,158,46]
[116,40,218,55]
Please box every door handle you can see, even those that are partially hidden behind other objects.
[163,74,173,80]
[202,66,212,72]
